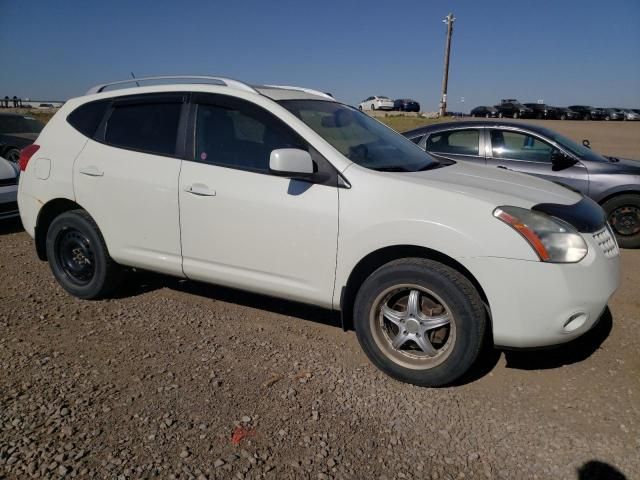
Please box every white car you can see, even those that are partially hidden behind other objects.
[0,155,19,220]
[18,76,620,387]
[358,96,394,111]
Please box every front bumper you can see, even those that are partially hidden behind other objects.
[460,232,620,348]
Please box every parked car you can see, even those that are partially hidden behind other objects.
[0,155,19,220]
[601,108,625,121]
[403,120,640,247]
[358,96,394,111]
[469,106,499,118]
[553,107,580,120]
[494,101,535,119]
[18,76,620,387]
[523,103,557,119]
[393,98,420,112]
[0,113,45,163]
[621,109,640,121]
[568,105,606,121]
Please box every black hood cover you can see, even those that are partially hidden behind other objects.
[533,196,606,233]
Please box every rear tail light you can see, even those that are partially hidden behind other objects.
[19,144,40,172]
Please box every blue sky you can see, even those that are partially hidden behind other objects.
[1,0,639,111]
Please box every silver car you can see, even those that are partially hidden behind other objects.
[0,155,19,220]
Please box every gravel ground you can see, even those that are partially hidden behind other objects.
[1,219,638,480]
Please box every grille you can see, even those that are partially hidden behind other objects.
[592,226,619,259]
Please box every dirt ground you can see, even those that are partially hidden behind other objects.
[1,122,640,480]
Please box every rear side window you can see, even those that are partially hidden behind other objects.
[425,129,480,156]
[105,102,182,156]
[67,100,109,138]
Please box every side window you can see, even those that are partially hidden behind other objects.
[490,130,554,162]
[105,102,182,156]
[195,100,305,173]
[424,129,480,155]
[67,100,109,138]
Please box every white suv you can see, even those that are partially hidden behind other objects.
[18,76,620,387]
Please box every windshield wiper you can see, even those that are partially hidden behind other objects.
[374,166,412,172]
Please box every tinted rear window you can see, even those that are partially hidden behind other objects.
[67,100,109,138]
[105,103,181,156]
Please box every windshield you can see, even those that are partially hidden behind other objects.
[538,127,608,162]
[279,100,439,172]
[0,115,44,134]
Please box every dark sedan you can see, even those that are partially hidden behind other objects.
[523,103,557,119]
[568,105,606,121]
[469,106,499,118]
[553,107,580,120]
[393,98,420,112]
[403,121,640,248]
[0,113,44,163]
[601,108,625,121]
[494,101,535,119]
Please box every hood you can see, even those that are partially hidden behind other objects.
[0,156,18,181]
[395,161,581,208]
[594,157,640,175]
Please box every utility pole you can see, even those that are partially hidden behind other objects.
[438,13,455,117]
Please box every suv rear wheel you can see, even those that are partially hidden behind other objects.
[46,210,125,299]
[353,258,486,387]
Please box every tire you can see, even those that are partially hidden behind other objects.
[560,114,567,120]
[602,194,640,249]
[371,104,375,111]
[485,113,490,118]
[4,147,20,164]
[358,105,362,111]
[605,116,610,121]
[536,113,543,119]
[498,112,503,118]
[353,258,486,387]
[45,209,125,299]
[584,114,591,121]
[513,112,519,119]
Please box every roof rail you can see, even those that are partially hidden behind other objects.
[262,85,334,100]
[86,75,258,95]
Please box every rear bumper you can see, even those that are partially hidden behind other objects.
[460,234,620,348]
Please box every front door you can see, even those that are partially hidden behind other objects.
[484,128,589,194]
[178,94,339,307]
[422,128,485,165]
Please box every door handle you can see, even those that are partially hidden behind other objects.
[184,184,216,197]
[79,166,104,177]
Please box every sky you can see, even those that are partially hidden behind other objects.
[1,0,639,111]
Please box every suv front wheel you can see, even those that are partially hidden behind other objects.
[46,210,125,299]
[353,258,486,387]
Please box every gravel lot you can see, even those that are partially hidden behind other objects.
[1,218,639,480]
[1,121,639,480]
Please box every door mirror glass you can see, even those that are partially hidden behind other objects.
[269,148,315,178]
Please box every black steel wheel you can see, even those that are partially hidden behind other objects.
[603,194,640,248]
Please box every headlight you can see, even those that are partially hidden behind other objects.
[494,206,588,263]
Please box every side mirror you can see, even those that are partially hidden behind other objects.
[550,150,576,170]
[269,148,315,179]
[582,139,591,149]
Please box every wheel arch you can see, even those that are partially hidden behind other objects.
[34,197,84,260]
[339,245,491,332]
[596,189,640,206]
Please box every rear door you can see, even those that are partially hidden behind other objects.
[484,127,589,194]
[422,128,486,165]
[73,93,186,275]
